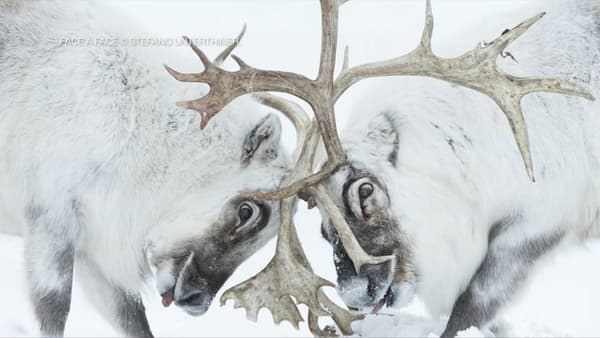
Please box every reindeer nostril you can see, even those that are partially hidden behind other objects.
[361,260,392,299]
[360,260,391,278]
[177,291,208,307]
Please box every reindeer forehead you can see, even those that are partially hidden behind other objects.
[324,164,381,203]
[327,165,362,192]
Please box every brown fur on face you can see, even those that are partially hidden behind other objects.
[320,164,416,309]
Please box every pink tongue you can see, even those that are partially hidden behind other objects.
[162,294,174,308]
[371,297,387,314]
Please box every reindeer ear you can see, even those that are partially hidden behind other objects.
[241,114,282,166]
[364,112,400,166]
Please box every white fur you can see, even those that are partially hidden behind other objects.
[0,0,288,295]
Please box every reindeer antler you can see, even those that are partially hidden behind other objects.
[165,1,347,196]
[167,1,594,335]
[334,1,594,181]
[221,122,363,336]
[164,48,314,129]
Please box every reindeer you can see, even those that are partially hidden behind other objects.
[318,1,600,337]
[0,1,292,336]
[160,0,597,337]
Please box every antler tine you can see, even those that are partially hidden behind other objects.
[334,1,595,181]
[214,24,247,65]
[163,64,201,83]
[317,0,340,83]
[213,24,246,66]
[489,12,543,58]
[519,77,595,100]
[420,0,433,53]
[182,36,211,68]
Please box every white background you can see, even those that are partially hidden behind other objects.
[2,1,600,337]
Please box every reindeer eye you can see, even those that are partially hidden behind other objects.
[358,183,374,200]
[238,203,254,222]
[232,201,270,238]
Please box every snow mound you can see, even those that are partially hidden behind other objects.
[351,300,446,337]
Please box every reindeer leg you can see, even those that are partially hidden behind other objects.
[77,259,153,337]
[441,216,564,338]
[25,216,74,337]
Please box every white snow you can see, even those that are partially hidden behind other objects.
[2,1,600,337]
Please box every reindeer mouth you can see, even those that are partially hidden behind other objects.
[161,289,175,307]
[370,287,394,314]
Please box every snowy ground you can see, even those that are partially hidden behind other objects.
[2,0,600,337]
[3,230,600,337]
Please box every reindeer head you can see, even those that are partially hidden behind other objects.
[141,29,295,315]
[317,0,595,318]
[320,112,418,312]
[144,109,289,316]
[157,0,593,334]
